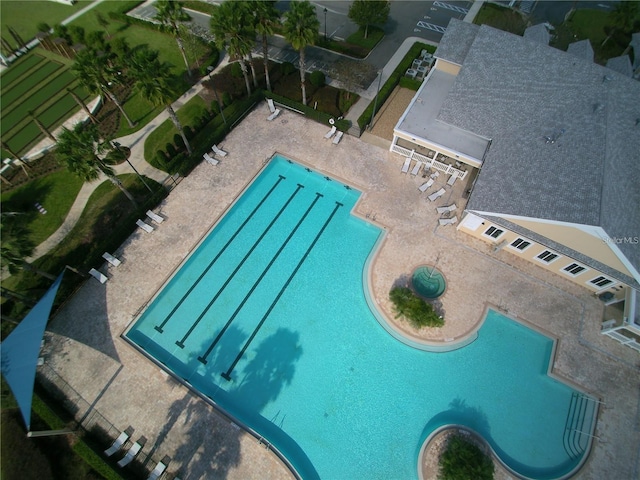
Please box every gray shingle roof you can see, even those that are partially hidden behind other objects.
[567,39,594,62]
[431,19,640,276]
[606,55,633,77]
[631,32,640,69]
[434,19,479,66]
[523,24,550,45]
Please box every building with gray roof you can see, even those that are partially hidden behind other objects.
[523,23,550,45]
[392,18,640,350]
[567,39,594,62]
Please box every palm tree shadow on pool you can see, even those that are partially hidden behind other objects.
[156,325,308,479]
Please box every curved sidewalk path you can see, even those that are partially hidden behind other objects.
[27,66,224,262]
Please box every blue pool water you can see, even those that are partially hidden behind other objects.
[126,155,595,480]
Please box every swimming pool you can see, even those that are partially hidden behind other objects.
[126,155,596,479]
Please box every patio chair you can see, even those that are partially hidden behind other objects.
[428,188,446,202]
[102,252,121,267]
[410,161,423,176]
[89,268,107,284]
[147,459,168,480]
[211,144,227,157]
[446,174,457,187]
[332,131,344,145]
[104,430,130,457]
[401,157,411,173]
[439,215,458,226]
[203,152,219,165]
[136,219,154,233]
[117,439,143,468]
[436,204,457,214]
[146,210,164,224]
[267,108,280,121]
[430,171,440,179]
[324,125,336,139]
[418,178,434,192]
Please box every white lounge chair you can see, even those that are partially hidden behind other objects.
[102,252,121,267]
[147,461,167,480]
[211,144,227,157]
[267,108,280,121]
[428,188,446,202]
[410,161,423,176]
[117,440,142,467]
[146,210,164,224]
[105,431,129,457]
[136,219,154,233]
[401,157,411,173]
[430,171,440,179]
[324,125,336,139]
[418,178,434,192]
[439,215,458,226]
[332,131,344,145]
[89,268,107,284]
[267,98,276,113]
[446,174,457,187]
[436,204,457,214]
[203,152,219,165]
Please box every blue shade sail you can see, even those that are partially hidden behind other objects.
[1,272,64,430]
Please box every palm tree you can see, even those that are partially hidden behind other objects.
[130,47,193,155]
[0,212,55,280]
[72,49,136,128]
[252,0,280,92]
[283,0,319,106]
[56,123,138,207]
[154,0,192,77]
[601,1,639,46]
[67,88,98,125]
[210,0,256,96]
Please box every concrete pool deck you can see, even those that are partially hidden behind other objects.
[43,106,640,480]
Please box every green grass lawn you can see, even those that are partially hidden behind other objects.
[144,95,209,162]
[473,2,528,35]
[1,170,84,247]
[0,0,90,54]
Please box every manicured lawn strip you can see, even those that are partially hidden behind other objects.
[1,71,78,133]
[1,61,63,109]
[66,0,142,34]
[144,95,208,162]
[116,95,165,137]
[0,0,90,51]
[4,122,41,154]
[473,2,527,35]
[39,86,89,128]
[1,170,84,246]
[0,54,45,90]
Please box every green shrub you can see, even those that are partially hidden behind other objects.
[281,61,296,75]
[310,70,325,87]
[389,286,443,328]
[439,435,494,480]
[230,61,243,78]
[222,92,232,106]
[399,76,423,91]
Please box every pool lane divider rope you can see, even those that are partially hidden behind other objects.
[197,192,325,365]
[154,175,286,334]
[221,201,343,380]
[176,183,305,348]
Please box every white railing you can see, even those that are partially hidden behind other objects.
[391,145,467,179]
[602,327,640,351]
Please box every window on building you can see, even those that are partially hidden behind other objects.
[484,226,504,239]
[590,276,613,288]
[510,238,531,250]
[563,263,586,275]
[537,250,559,263]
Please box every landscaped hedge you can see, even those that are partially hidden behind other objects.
[357,42,434,131]
[32,396,123,480]
[266,92,351,132]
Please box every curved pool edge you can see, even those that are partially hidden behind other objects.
[120,331,307,480]
[360,229,479,352]
[417,423,597,480]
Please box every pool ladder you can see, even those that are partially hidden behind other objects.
[563,392,600,460]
